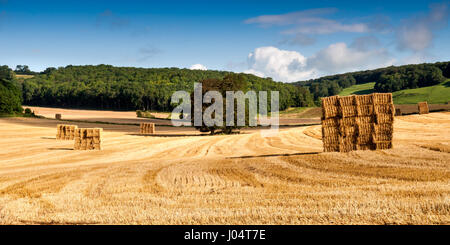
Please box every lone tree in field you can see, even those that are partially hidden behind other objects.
[191,74,252,134]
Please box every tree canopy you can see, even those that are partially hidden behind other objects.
[18,65,315,111]
[0,66,23,114]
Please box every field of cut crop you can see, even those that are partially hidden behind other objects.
[0,108,449,224]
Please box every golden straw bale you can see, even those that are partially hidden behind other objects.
[355,94,373,105]
[342,125,358,137]
[357,105,374,116]
[322,126,340,137]
[321,96,340,119]
[375,141,392,150]
[357,134,372,144]
[320,93,394,153]
[417,101,429,114]
[374,104,395,115]
[324,144,340,152]
[322,118,340,127]
[373,133,393,142]
[340,117,357,126]
[375,113,394,124]
[340,105,358,118]
[357,144,376,151]
[323,136,341,145]
[373,93,393,104]
[356,116,375,125]
[357,123,374,136]
[374,123,394,135]
[338,95,356,106]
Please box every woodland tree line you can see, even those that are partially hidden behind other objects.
[294,61,450,102]
[17,65,314,111]
[1,61,449,115]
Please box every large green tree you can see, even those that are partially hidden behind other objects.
[0,66,23,114]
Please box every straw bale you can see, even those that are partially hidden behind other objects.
[355,94,373,105]
[320,93,394,153]
[375,141,392,150]
[373,133,393,142]
[357,105,374,116]
[357,123,374,136]
[374,123,393,135]
[321,118,340,127]
[340,105,358,118]
[357,134,372,144]
[374,104,395,115]
[323,144,340,152]
[342,125,358,137]
[321,96,340,119]
[418,102,429,114]
[322,126,340,137]
[375,113,394,124]
[373,93,393,104]
[357,144,376,151]
[338,95,356,106]
[357,116,375,125]
[323,136,340,145]
[339,117,357,126]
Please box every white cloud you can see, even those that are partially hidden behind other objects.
[244,46,316,82]
[190,64,207,70]
[396,3,449,52]
[308,42,394,74]
[245,8,370,35]
[244,45,395,82]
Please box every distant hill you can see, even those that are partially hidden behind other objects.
[338,80,450,104]
[294,61,450,103]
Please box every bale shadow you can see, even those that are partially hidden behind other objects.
[227,151,321,159]
[47,147,73,151]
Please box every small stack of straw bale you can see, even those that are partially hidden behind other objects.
[74,128,103,150]
[321,93,394,152]
[56,124,78,140]
[140,123,155,134]
[55,114,62,120]
[417,101,429,114]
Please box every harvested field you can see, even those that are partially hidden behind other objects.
[0,111,449,224]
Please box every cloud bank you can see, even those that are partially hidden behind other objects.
[244,44,394,82]
[190,64,207,70]
[396,3,449,53]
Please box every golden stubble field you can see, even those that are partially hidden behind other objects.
[0,109,449,224]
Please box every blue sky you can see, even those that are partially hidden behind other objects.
[0,0,449,82]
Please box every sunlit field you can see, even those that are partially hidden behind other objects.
[0,108,448,224]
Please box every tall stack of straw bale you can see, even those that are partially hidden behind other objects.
[321,93,394,152]
[74,128,103,150]
[417,101,429,114]
[140,123,155,134]
[56,124,78,140]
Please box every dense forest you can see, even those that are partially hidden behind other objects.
[0,66,23,114]
[18,65,315,111]
[3,61,449,114]
[294,61,450,102]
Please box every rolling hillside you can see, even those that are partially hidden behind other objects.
[339,80,450,104]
